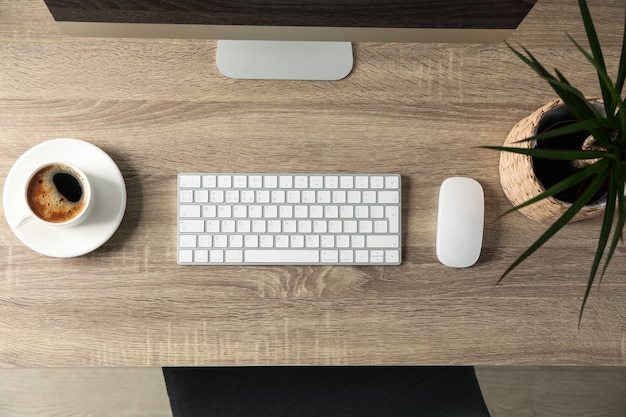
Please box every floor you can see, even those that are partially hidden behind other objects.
[0,366,625,416]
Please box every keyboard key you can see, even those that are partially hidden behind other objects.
[272,190,286,203]
[210,250,224,262]
[198,235,212,247]
[195,250,209,263]
[367,235,399,248]
[321,236,335,248]
[225,190,239,203]
[179,250,193,263]
[260,235,274,247]
[283,221,297,233]
[386,176,400,189]
[386,250,400,263]
[249,206,263,218]
[245,250,320,263]
[291,235,305,248]
[180,205,201,218]
[374,221,388,233]
[386,206,400,233]
[206,220,220,232]
[340,176,354,188]
[306,235,320,248]
[359,220,373,233]
[317,191,331,203]
[352,235,365,248]
[310,176,324,188]
[237,220,251,232]
[180,220,204,233]
[226,250,243,262]
[370,206,384,218]
[295,176,308,188]
[321,250,339,262]
[362,191,376,203]
[264,175,278,188]
[325,176,339,188]
[214,235,228,247]
[287,191,301,203]
[370,176,385,189]
[378,191,400,204]
[279,205,293,218]
[245,235,259,247]
[195,190,209,202]
[233,175,247,188]
[252,220,266,233]
[210,190,224,203]
[249,176,263,188]
[279,176,293,188]
[179,190,194,203]
[370,252,385,263]
[221,220,235,232]
[233,206,247,218]
[179,235,197,248]
[355,176,369,188]
[347,191,361,203]
[179,175,201,188]
[333,191,347,203]
[229,235,243,248]
[355,250,369,263]
[218,175,232,188]
[298,220,312,233]
[344,221,358,233]
[276,235,289,247]
[202,175,217,188]
[340,250,354,263]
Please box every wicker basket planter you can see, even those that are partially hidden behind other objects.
[499,99,607,223]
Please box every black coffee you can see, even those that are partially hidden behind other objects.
[53,172,83,202]
[27,164,87,223]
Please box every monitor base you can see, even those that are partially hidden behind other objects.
[216,40,353,80]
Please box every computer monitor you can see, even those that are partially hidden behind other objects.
[42,0,536,80]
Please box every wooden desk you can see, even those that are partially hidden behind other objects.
[1,0,625,367]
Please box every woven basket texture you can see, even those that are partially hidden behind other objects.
[499,99,606,223]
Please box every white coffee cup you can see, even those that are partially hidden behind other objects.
[13,162,94,228]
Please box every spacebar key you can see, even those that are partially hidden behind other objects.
[244,250,320,264]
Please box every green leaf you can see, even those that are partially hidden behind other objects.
[484,146,607,161]
[579,168,616,325]
[506,43,595,120]
[599,167,626,279]
[616,11,626,95]
[498,165,610,285]
[577,0,606,71]
[618,96,626,148]
[532,120,614,150]
[568,34,618,115]
[540,76,604,125]
[497,160,608,218]
[505,117,616,150]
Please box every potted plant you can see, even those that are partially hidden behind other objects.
[486,0,626,322]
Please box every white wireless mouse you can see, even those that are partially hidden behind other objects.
[436,177,484,268]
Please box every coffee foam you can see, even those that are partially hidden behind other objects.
[27,164,86,223]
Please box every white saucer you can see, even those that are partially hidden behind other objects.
[3,138,127,257]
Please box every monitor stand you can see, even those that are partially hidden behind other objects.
[216,40,353,81]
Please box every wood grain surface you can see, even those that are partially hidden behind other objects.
[1,0,626,367]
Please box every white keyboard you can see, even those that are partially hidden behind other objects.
[177,173,401,265]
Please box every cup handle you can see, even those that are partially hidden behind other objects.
[13,214,34,228]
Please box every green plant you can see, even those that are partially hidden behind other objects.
[485,0,626,322]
